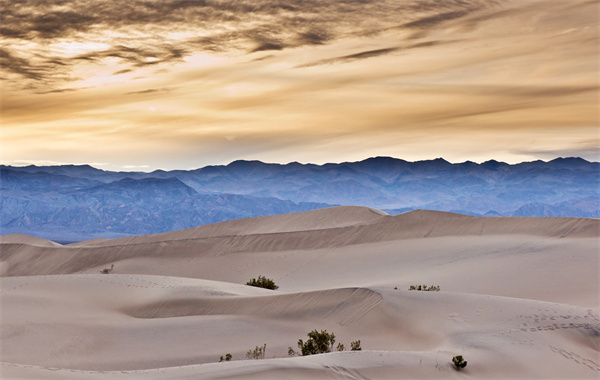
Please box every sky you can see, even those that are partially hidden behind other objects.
[1,0,598,171]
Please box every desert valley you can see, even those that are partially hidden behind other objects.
[1,206,598,379]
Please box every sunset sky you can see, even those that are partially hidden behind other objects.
[1,0,598,171]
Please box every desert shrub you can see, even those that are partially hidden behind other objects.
[100,264,114,274]
[288,330,361,356]
[288,329,335,356]
[246,344,266,359]
[299,329,335,355]
[219,353,232,362]
[246,275,279,290]
[452,355,467,370]
[408,284,440,291]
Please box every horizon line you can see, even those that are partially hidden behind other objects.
[1,155,595,173]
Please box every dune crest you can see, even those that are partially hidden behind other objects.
[0,233,61,247]
[71,206,388,247]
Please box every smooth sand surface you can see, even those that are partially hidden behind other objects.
[1,207,599,379]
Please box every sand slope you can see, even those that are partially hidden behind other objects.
[0,234,62,247]
[1,207,599,379]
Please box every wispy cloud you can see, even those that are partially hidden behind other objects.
[512,139,599,161]
[296,40,458,68]
[125,87,177,96]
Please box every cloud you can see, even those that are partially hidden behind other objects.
[296,47,401,68]
[296,40,457,68]
[250,41,286,53]
[125,87,176,95]
[113,69,132,75]
[35,88,80,95]
[75,45,186,67]
[0,0,492,88]
[400,10,472,29]
[511,140,599,161]
[0,47,53,81]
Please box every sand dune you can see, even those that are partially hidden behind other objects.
[0,234,62,247]
[1,207,599,379]
[69,206,389,247]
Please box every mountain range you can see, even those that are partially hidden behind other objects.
[1,157,598,242]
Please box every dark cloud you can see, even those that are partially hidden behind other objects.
[296,40,456,68]
[295,29,332,46]
[0,48,45,80]
[125,87,176,95]
[113,69,133,75]
[75,45,186,67]
[248,54,274,63]
[0,26,28,39]
[297,47,399,68]
[401,10,472,29]
[35,88,79,95]
[250,41,286,53]
[31,11,99,39]
[0,0,504,88]
[343,47,401,60]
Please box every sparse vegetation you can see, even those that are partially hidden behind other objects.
[288,330,360,356]
[100,264,114,274]
[246,275,279,290]
[297,329,336,356]
[246,344,267,359]
[219,353,232,362]
[452,355,467,370]
[409,284,440,291]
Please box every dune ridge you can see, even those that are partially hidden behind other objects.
[0,234,62,247]
[68,206,389,247]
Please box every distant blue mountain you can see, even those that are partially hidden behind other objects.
[1,157,598,242]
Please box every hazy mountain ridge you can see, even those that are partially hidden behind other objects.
[1,157,598,241]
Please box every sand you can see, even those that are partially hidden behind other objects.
[1,207,598,379]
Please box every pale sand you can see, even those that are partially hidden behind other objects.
[1,207,598,379]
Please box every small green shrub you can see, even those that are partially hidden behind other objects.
[408,284,440,291]
[246,344,266,359]
[246,275,279,290]
[219,353,232,362]
[288,330,361,356]
[298,330,335,356]
[452,355,467,370]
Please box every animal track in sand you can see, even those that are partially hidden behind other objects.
[324,365,369,380]
[549,346,600,372]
